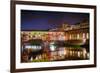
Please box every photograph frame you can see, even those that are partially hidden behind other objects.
[11,0,96,72]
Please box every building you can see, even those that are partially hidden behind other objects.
[21,20,89,62]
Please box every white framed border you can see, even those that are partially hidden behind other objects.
[15,4,95,69]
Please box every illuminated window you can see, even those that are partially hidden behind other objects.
[78,51,80,57]
[83,33,85,39]
[77,34,80,39]
[69,34,72,40]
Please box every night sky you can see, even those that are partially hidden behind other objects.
[21,10,89,31]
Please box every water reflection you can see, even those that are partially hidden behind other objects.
[21,40,89,62]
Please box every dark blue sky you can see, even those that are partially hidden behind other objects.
[21,10,89,31]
